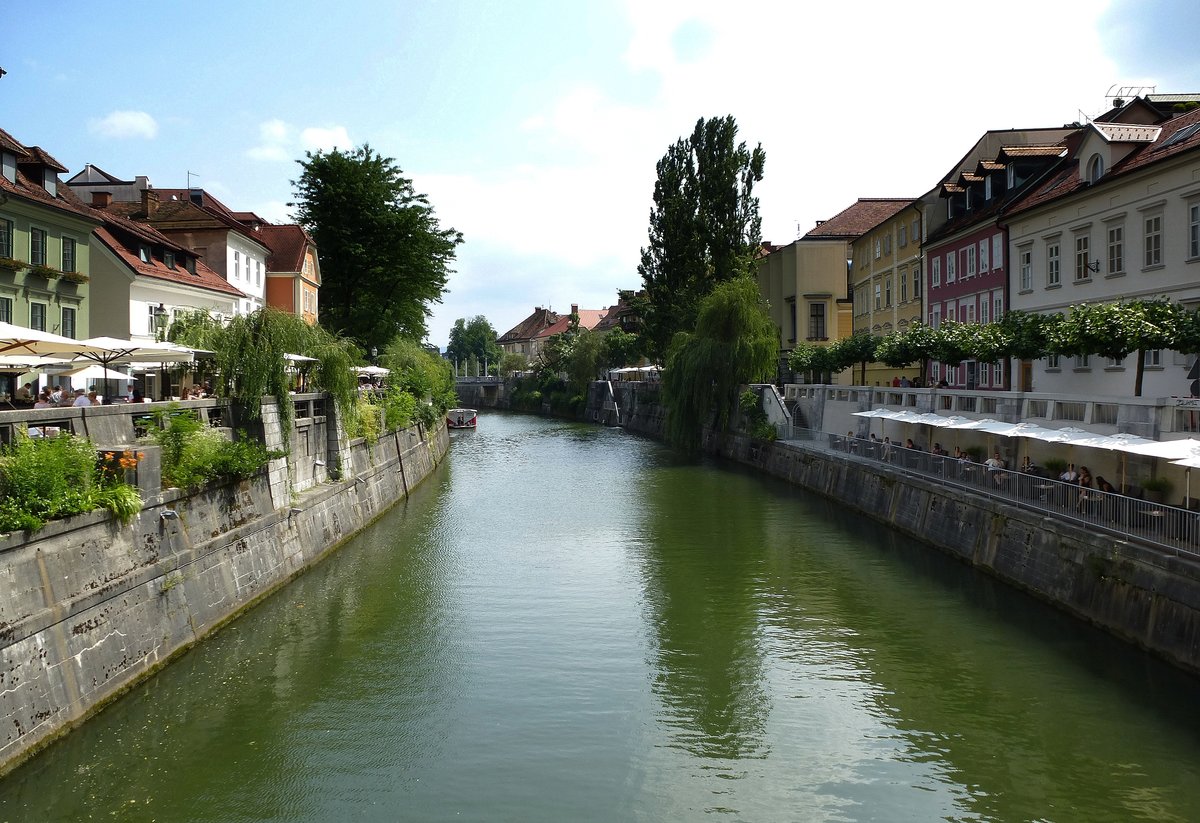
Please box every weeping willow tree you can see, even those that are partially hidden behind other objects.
[379,338,457,428]
[662,276,777,453]
[213,308,359,438]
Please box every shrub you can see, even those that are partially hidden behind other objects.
[381,387,416,431]
[150,411,280,489]
[93,483,143,525]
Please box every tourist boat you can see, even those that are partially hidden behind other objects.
[447,408,478,429]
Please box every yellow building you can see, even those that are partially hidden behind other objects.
[849,200,923,386]
[758,199,912,384]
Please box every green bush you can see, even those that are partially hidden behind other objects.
[0,433,143,533]
[381,387,416,431]
[150,413,281,489]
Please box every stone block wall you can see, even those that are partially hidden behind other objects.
[0,414,449,775]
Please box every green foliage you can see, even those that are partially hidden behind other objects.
[566,328,604,393]
[1050,300,1184,396]
[662,276,777,453]
[347,394,383,445]
[639,115,766,361]
[931,321,977,368]
[600,327,641,369]
[828,332,879,384]
[447,316,502,371]
[996,311,1058,362]
[0,434,144,532]
[380,338,457,415]
[499,351,529,378]
[168,309,225,352]
[290,144,462,348]
[380,386,417,431]
[150,413,280,489]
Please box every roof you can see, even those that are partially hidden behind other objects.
[93,225,246,298]
[998,145,1068,160]
[256,223,314,272]
[127,188,271,248]
[1006,105,1200,219]
[803,199,914,240]
[64,164,132,186]
[1093,123,1161,143]
[532,309,608,340]
[499,307,560,343]
[0,127,98,223]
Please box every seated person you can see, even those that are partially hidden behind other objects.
[72,388,91,407]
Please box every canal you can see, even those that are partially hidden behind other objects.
[3,412,1200,822]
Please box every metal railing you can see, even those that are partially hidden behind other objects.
[777,426,1200,559]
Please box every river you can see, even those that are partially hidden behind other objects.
[2,412,1200,822]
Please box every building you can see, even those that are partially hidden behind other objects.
[252,222,321,324]
[528,304,607,362]
[849,200,921,385]
[0,128,97,394]
[498,307,560,358]
[923,127,1077,390]
[759,199,911,384]
[1005,98,1200,400]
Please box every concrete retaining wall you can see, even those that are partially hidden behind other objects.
[0,409,448,775]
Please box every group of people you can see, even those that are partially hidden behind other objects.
[30,384,100,408]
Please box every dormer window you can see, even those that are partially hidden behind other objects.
[43,169,57,197]
[1006,165,1016,189]
[139,244,151,263]
[1,152,15,184]
[984,176,993,200]
[1087,153,1105,183]
[165,251,176,270]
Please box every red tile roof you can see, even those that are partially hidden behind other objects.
[499,307,560,343]
[256,224,313,272]
[532,309,609,340]
[0,127,98,223]
[93,225,246,298]
[1006,106,1200,219]
[803,199,914,240]
[21,146,67,173]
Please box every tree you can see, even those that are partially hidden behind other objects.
[830,332,879,385]
[638,116,766,361]
[662,276,777,453]
[566,328,605,393]
[1051,300,1184,396]
[600,327,641,369]
[876,323,939,380]
[498,352,529,378]
[290,145,462,350]
[446,315,502,374]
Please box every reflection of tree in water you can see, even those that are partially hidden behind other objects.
[635,462,772,760]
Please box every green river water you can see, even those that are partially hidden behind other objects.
[2,412,1200,822]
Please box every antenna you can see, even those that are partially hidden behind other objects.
[187,170,199,189]
[1105,83,1157,104]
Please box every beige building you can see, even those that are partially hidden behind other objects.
[758,199,912,383]
[850,201,922,385]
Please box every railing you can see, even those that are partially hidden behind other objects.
[777,425,1200,559]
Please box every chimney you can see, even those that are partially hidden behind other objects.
[91,191,112,209]
[141,188,159,217]
[571,303,579,315]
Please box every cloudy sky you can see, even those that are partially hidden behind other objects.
[3,0,1197,349]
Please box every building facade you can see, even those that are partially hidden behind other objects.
[850,201,921,385]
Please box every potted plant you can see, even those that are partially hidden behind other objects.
[60,270,89,284]
[0,255,24,273]
[1043,457,1068,476]
[27,263,61,280]
[1142,476,1172,504]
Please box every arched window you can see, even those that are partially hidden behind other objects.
[1087,153,1105,183]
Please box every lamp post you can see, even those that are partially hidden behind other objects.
[154,304,169,400]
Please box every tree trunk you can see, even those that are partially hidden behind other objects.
[1134,349,1146,397]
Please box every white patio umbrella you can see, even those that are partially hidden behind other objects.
[1169,449,1200,507]
[70,337,195,403]
[0,322,113,359]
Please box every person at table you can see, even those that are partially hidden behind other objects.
[1076,466,1094,510]
[1095,475,1117,494]
[905,438,920,451]
[931,443,947,456]
[15,382,32,402]
[985,450,1006,484]
[72,388,91,407]
[33,388,52,409]
[1020,456,1040,475]
[130,388,145,403]
[1060,463,1079,483]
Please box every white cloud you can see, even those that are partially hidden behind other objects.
[246,119,293,161]
[88,110,158,139]
[300,126,354,153]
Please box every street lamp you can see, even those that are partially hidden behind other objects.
[153,303,169,342]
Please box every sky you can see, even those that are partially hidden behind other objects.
[3,0,1198,351]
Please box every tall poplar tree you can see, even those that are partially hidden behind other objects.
[290,145,462,351]
[638,116,765,361]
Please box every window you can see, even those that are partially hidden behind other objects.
[884,277,892,307]
[883,234,891,255]
[899,225,907,247]
[932,257,941,287]
[946,252,956,282]
[912,218,920,243]
[947,306,956,322]
[808,303,826,339]
[1074,234,1091,280]
[966,245,976,277]
[1007,165,1016,189]
[165,251,176,270]
[61,237,76,273]
[899,271,908,303]
[0,218,12,258]
[146,303,158,335]
[1075,354,1091,369]
[61,307,76,339]
[1047,354,1060,369]
[1107,224,1125,274]
[980,300,990,324]
[980,362,991,385]
[874,239,881,260]
[912,264,920,298]
[1019,247,1032,290]
[1144,349,1162,367]
[30,302,46,331]
[1144,213,1162,267]
[979,239,989,273]
[992,234,1003,269]
[966,303,975,322]
[0,296,10,323]
[233,251,241,280]
[256,260,262,286]
[1047,242,1061,286]
[1087,153,1105,183]
[994,295,1003,322]
[874,283,882,310]
[1190,202,1200,259]
[138,245,150,263]
[985,176,993,200]
[932,362,941,382]
[30,228,46,265]
[932,306,941,328]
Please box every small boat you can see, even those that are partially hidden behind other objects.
[447,408,478,429]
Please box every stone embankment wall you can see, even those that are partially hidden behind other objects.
[0,400,448,774]
[602,389,1200,675]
